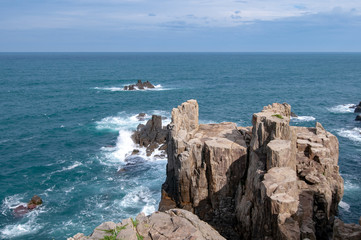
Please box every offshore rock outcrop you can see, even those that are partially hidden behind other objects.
[123,80,155,90]
[159,100,346,239]
[131,115,168,156]
[68,209,225,240]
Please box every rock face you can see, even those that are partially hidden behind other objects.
[68,209,225,240]
[132,115,168,156]
[333,219,361,240]
[159,100,345,239]
[123,80,155,90]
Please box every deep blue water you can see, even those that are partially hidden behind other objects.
[0,53,360,239]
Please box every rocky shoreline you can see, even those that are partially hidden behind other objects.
[70,100,361,240]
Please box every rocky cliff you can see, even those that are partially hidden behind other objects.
[71,100,361,240]
[159,100,350,239]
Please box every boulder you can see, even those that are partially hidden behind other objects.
[355,114,361,121]
[68,209,226,240]
[28,195,43,206]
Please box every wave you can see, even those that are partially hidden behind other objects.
[291,116,316,122]
[0,209,44,239]
[118,186,156,216]
[0,195,45,239]
[94,84,169,92]
[336,127,361,142]
[1,194,25,216]
[96,111,170,165]
[339,200,350,212]
[327,104,355,113]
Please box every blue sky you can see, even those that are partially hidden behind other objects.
[0,0,361,51]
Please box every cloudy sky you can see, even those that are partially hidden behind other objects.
[1,0,361,51]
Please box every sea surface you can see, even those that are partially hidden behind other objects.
[0,53,360,239]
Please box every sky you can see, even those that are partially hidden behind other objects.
[0,0,361,52]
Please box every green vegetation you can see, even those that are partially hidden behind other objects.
[272,114,284,119]
[131,218,139,227]
[99,224,128,240]
[131,218,144,240]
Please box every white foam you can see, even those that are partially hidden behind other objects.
[1,194,25,216]
[142,205,156,216]
[0,210,43,239]
[118,186,155,209]
[339,200,350,212]
[344,179,360,191]
[93,84,168,92]
[104,130,136,163]
[94,87,123,92]
[291,116,316,122]
[327,104,355,113]
[336,127,361,142]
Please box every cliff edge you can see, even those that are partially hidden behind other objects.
[159,100,352,239]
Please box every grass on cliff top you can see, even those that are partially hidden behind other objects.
[99,224,128,240]
[272,114,284,119]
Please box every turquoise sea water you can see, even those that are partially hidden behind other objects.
[0,53,360,239]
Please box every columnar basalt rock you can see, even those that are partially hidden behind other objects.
[160,100,346,239]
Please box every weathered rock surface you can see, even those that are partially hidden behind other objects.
[123,80,155,90]
[333,219,361,240]
[132,115,168,156]
[68,209,225,240]
[160,100,345,239]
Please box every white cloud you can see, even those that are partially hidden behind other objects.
[0,0,360,30]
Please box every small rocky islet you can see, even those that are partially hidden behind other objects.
[349,101,361,121]
[69,100,361,240]
[123,80,155,90]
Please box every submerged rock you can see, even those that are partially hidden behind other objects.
[136,113,146,121]
[68,209,225,240]
[13,195,43,217]
[123,80,155,91]
[355,114,361,121]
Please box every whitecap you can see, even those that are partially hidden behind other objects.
[336,127,361,142]
[101,130,136,164]
[339,200,350,212]
[291,116,316,122]
[327,104,355,113]
[93,84,168,92]
[118,186,155,209]
[1,194,25,216]
[0,210,43,239]
[142,204,156,216]
[94,87,123,92]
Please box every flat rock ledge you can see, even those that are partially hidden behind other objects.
[68,209,225,240]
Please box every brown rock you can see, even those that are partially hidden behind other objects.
[13,205,29,217]
[69,209,225,240]
[333,218,361,240]
[160,100,344,240]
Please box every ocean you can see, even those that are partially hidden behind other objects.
[0,53,360,239]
